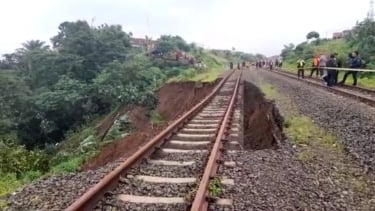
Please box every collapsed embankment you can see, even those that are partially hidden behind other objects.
[242,81,284,150]
[82,80,219,170]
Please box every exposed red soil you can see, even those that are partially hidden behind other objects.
[82,80,219,170]
[155,81,219,121]
[243,81,284,150]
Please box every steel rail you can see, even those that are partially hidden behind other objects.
[191,71,241,211]
[278,69,375,95]
[284,67,375,73]
[65,70,235,211]
[268,70,375,107]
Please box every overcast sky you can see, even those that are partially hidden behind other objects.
[0,0,370,56]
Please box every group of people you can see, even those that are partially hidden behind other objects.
[229,61,251,70]
[255,59,283,70]
[297,51,362,86]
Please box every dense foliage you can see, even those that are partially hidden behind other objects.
[0,21,203,150]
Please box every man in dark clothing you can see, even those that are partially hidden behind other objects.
[269,60,274,70]
[326,54,338,86]
[230,62,233,70]
[297,58,306,79]
[279,59,283,70]
[333,53,342,85]
[275,59,279,70]
[237,63,241,70]
[340,51,361,86]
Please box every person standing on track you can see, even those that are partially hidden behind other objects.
[310,55,320,77]
[326,54,338,86]
[340,51,361,86]
[230,62,233,70]
[297,58,306,79]
[278,59,283,70]
[333,53,342,85]
[275,59,279,70]
[269,60,274,70]
[319,54,327,77]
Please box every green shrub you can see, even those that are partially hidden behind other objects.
[23,171,42,182]
[0,173,22,196]
[0,140,49,176]
[51,157,83,173]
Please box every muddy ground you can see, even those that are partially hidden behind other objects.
[82,80,219,170]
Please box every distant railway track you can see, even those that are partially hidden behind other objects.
[66,70,243,211]
[266,69,375,107]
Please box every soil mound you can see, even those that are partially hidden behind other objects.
[82,80,218,170]
[243,81,284,150]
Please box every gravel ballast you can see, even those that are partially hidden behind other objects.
[246,70,375,171]
[217,69,375,211]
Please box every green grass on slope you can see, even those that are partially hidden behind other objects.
[170,52,227,83]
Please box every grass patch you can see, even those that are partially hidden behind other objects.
[285,116,341,151]
[0,199,8,210]
[260,83,278,100]
[50,157,84,173]
[0,170,43,197]
[168,52,226,82]
[150,110,164,125]
[208,177,223,198]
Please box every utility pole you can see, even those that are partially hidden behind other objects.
[368,0,374,21]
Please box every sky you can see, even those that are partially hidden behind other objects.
[0,0,370,56]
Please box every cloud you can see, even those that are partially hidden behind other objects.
[0,0,370,56]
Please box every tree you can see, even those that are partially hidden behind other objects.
[154,35,190,53]
[306,31,320,40]
[20,40,50,52]
[348,19,375,64]
[280,43,295,59]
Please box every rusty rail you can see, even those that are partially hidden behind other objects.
[191,72,241,211]
[269,70,375,107]
[65,70,235,211]
[279,69,375,96]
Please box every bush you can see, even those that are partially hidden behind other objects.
[0,140,49,177]
[51,157,83,173]
[0,173,22,196]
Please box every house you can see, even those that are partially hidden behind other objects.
[130,37,156,52]
[332,29,352,39]
[333,32,343,39]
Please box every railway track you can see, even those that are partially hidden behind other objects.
[268,69,375,107]
[66,71,243,211]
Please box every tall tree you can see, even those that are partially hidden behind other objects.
[20,40,49,52]
[306,31,320,40]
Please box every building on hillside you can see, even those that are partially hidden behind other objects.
[333,32,344,39]
[130,37,156,52]
[332,29,352,39]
